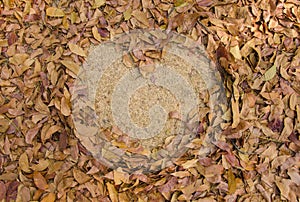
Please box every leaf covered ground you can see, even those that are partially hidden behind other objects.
[0,0,300,201]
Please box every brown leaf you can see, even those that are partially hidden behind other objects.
[31,159,50,172]
[25,125,41,144]
[33,172,49,190]
[73,168,91,184]
[42,125,61,143]
[0,181,6,200]
[131,10,150,26]
[59,130,68,151]
[19,152,31,173]
[61,97,71,116]
[41,193,56,202]
[106,182,118,202]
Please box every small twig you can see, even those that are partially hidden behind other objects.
[258,136,284,144]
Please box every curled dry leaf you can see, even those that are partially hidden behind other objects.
[61,97,71,116]
[92,26,102,42]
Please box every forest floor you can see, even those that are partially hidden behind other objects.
[0,0,300,201]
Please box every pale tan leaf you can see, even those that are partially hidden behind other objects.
[61,60,80,75]
[231,97,240,128]
[131,10,149,26]
[92,26,101,42]
[61,97,71,116]
[19,152,31,173]
[93,0,106,8]
[230,45,242,60]
[182,159,198,169]
[68,43,86,57]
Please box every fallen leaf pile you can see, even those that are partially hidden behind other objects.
[0,0,299,201]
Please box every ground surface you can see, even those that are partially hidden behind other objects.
[0,0,300,201]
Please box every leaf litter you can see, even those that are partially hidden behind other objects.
[0,0,299,201]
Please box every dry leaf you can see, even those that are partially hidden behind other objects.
[131,10,150,26]
[68,43,86,57]
[19,152,31,173]
[264,65,276,81]
[227,169,236,194]
[92,26,101,42]
[93,0,106,8]
[230,45,242,60]
[182,159,198,169]
[61,97,71,116]
[46,7,65,17]
[41,193,56,202]
[33,172,49,190]
[106,182,118,202]
[42,125,61,143]
[73,168,91,184]
[61,60,80,75]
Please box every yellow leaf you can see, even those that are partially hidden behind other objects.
[174,0,187,7]
[93,0,106,8]
[19,152,31,173]
[62,15,69,29]
[123,8,132,21]
[0,39,8,47]
[264,64,276,81]
[68,43,86,57]
[92,26,101,42]
[46,7,65,17]
[23,0,31,15]
[228,169,237,194]
[70,12,78,24]
[61,60,80,75]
